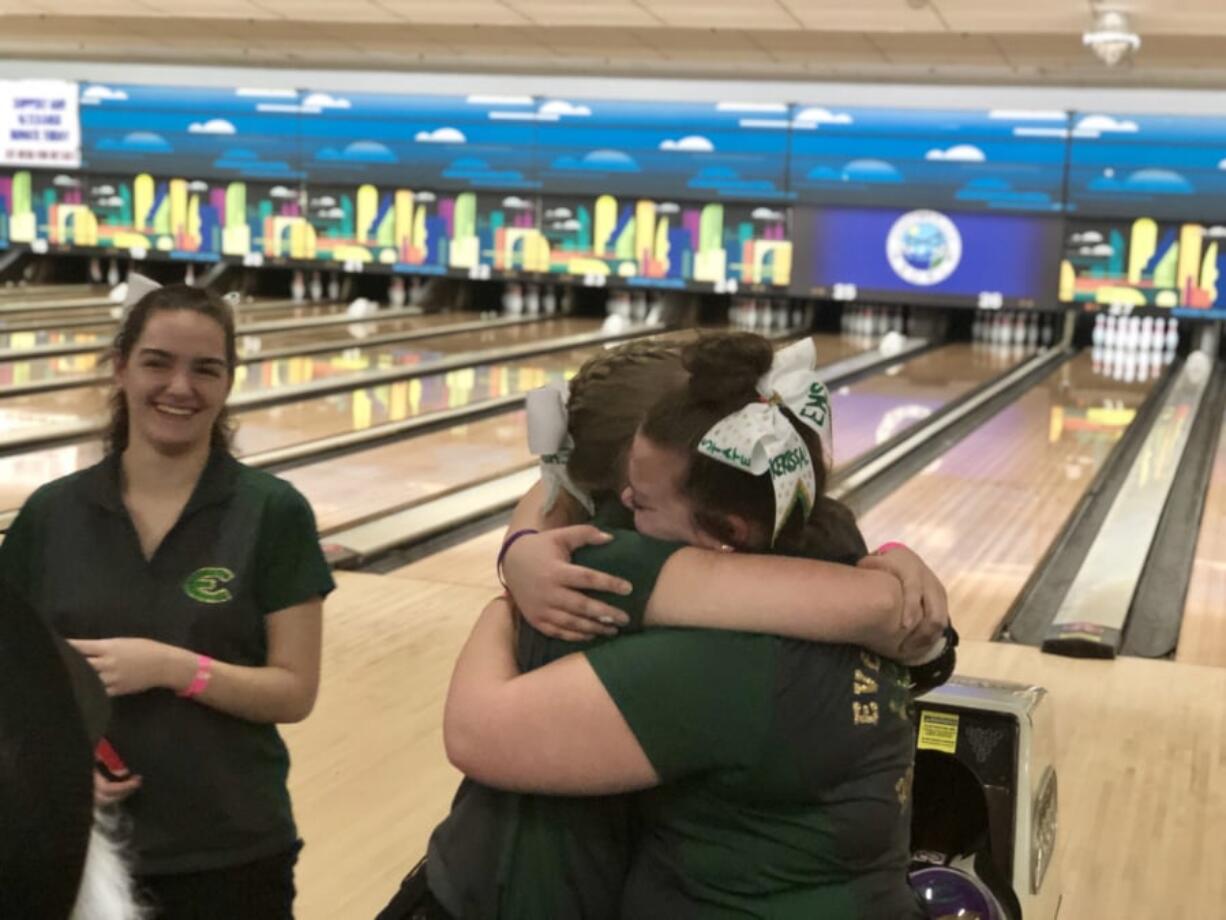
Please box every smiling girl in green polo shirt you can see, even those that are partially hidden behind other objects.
[0,283,334,919]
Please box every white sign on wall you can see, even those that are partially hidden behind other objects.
[0,80,80,169]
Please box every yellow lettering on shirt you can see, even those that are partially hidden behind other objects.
[852,702,879,726]
[860,651,881,671]
[853,669,879,695]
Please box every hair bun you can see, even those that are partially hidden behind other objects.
[682,332,773,406]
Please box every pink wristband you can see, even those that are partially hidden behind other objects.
[875,541,909,555]
[177,654,213,699]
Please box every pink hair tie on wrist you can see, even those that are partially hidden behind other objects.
[178,655,213,699]
[875,541,909,555]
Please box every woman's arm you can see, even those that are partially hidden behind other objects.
[444,596,658,795]
[502,483,634,640]
[69,598,324,723]
[646,544,947,660]
[644,550,908,651]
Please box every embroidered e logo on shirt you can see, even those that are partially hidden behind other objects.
[184,567,235,604]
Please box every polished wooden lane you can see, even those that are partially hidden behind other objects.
[0,283,104,298]
[0,318,601,442]
[857,351,1155,641]
[281,331,876,536]
[285,411,532,534]
[0,322,116,351]
[284,570,1226,920]
[10,319,747,524]
[808,330,875,368]
[0,296,361,334]
[0,347,594,515]
[1177,408,1226,668]
[0,311,485,385]
[831,342,1028,468]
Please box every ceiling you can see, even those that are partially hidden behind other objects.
[2,0,1226,88]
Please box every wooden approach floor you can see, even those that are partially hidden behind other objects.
[285,532,1226,919]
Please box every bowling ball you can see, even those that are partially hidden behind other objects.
[901,221,951,273]
[1186,350,1211,385]
[879,330,906,356]
[908,866,1004,920]
[601,314,630,337]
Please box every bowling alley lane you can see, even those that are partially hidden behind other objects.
[829,342,1031,470]
[280,331,880,535]
[807,331,876,368]
[0,324,116,356]
[0,311,486,386]
[855,351,1156,641]
[0,344,603,517]
[281,410,533,534]
[0,317,602,441]
[0,283,102,299]
[0,296,352,334]
[1176,407,1226,667]
[0,294,110,314]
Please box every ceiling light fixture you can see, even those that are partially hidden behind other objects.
[1083,10,1141,67]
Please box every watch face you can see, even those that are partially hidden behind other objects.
[908,866,1004,920]
[886,210,963,287]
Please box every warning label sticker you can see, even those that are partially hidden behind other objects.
[918,710,959,755]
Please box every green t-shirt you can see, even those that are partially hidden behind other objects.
[427,502,682,920]
[0,451,335,875]
[585,628,922,919]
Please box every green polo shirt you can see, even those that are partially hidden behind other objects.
[0,450,335,876]
[426,502,682,920]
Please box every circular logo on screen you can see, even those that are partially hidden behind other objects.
[885,210,962,287]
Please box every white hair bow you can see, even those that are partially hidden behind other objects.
[696,337,833,543]
[524,381,595,515]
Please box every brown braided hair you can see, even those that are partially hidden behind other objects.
[565,339,688,500]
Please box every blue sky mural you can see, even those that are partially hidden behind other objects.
[79,82,307,183]
[298,91,539,191]
[533,98,790,200]
[1067,113,1226,220]
[788,106,1070,213]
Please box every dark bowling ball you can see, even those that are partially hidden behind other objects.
[908,866,1004,920]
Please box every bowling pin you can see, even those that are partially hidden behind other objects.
[388,276,406,308]
[309,271,323,302]
[525,284,541,316]
[88,258,103,284]
[543,286,557,316]
[645,295,663,325]
[1165,317,1179,352]
[503,282,524,316]
[106,259,120,287]
[291,270,306,303]
[327,273,340,302]
[631,292,647,323]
